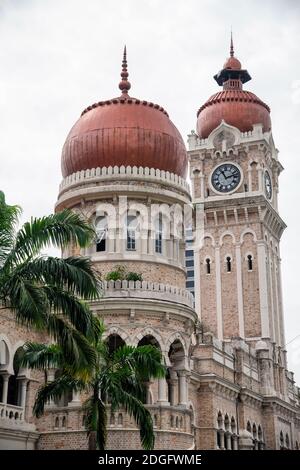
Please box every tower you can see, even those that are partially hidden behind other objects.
[54,48,197,449]
[188,36,286,352]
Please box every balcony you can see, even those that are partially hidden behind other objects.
[97,280,194,308]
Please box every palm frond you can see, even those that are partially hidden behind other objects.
[19,342,63,370]
[113,345,165,380]
[13,256,101,299]
[33,374,85,418]
[9,210,95,264]
[45,314,97,370]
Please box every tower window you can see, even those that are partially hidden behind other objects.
[206,258,211,274]
[95,216,107,252]
[155,213,163,254]
[226,256,232,272]
[206,188,210,197]
[127,214,137,251]
[247,254,253,271]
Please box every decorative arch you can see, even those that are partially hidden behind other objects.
[103,326,130,345]
[0,334,12,369]
[240,229,257,244]
[11,341,30,378]
[133,327,164,351]
[203,234,215,248]
[219,231,236,246]
[165,332,188,358]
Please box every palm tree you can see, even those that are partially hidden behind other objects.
[20,322,166,450]
[0,191,102,368]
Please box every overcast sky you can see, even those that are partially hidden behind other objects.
[0,0,300,383]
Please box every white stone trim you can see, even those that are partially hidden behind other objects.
[235,244,245,338]
[257,242,270,338]
[101,280,194,308]
[215,246,223,340]
[59,165,190,195]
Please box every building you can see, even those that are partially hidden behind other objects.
[0,39,300,450]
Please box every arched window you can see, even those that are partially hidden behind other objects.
[226,256,232,272]
[155,213,163,254]
[247,421,252,433]
[118,413,123,425]
[106,334,125,355]
[110,413,115,425]
[285,433,290,449]
[0,340,9,366]
[247,254,253,271]
[7,347,23,406]
[54,370,72,407]
[127,214,138,251]
[231,417,236,434]
[295,441,299,450]
[224,414,230,432]
[0,376,3,403]
[206,258,211,274]
[95,216,107,252]
[279,431,284,450]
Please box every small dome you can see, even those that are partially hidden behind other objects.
[196,37,271,139]
[61,48,188,179]
[197,89,271,138]
[223,56,241,70]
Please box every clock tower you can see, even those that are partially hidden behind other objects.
[188,37,286,360]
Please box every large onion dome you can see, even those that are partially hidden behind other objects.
[61,47,188,178]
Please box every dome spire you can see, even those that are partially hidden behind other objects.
[119,45,131,95]
[230,30,234,57]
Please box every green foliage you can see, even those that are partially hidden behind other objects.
[105,265,143,282]
[126,272,143,282]
[0,192,102,368]
[21,318,165,450]
[105,265,126,281]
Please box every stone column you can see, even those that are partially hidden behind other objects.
[45,369,56,407]
[157,377,169,406]
[145,381,153,405]
[141,229,148,255]
[19,378,28,409]
[225,432,232,450]
[1,374,9,404]
[68,390,81,407]
[219,429,225,450]
[107,229,115,253]
[168,371,178,406]
[178,371,187,406]
[232,434,239,450]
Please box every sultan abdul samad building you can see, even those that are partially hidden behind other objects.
[1,38,300,450]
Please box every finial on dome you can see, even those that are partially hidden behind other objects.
[119,45,131,95]
[230,29,234,57]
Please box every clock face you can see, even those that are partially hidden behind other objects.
[211,163,241,193]
[265,170,272,199]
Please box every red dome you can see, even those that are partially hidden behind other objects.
[61,48,187,179]
[62,97,188,178]
[197,38,271,139]
[197,89,271,138]
[223,56,241,70]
